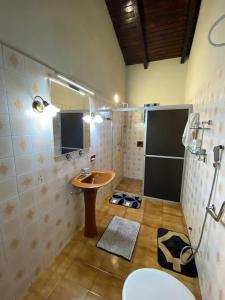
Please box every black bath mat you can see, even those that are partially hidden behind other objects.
[157,228,198,277]
[109,192,142,209]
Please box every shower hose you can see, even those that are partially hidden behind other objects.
[180,160,220,265]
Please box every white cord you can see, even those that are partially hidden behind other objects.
[208,14,225,47]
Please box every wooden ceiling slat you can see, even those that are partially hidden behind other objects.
[149,47,183,55]
[148,42,183,50]
[105,0,201,66]
[181,0,201,63]
[150,54,181,61]
[144,10,188,21]
[141,0,189,10]
[146,22,186,33]
[146,28,186,40]
[146,36,184,47]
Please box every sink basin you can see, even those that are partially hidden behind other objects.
[72,170,115,190]
[72,170,115,237]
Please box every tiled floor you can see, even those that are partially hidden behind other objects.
[23,196,202,300]
[116,177,142,195]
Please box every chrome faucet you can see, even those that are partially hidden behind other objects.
[80,167,91,176]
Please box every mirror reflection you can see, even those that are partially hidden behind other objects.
[51,81,91,156]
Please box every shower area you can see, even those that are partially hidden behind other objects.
[112,106,191,203]
[113,110,145,195]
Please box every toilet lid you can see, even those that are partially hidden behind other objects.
[122,268,195,300]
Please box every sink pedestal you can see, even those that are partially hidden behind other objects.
[72,170,115,238]
[83,189,98,237]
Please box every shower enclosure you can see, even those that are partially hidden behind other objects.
[112,105,191,202]
[114,110,145,195]
[144,106,190,202]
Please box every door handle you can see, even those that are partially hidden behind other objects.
[145,155,184,160]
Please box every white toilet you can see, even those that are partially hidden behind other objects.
[122,268,195,300]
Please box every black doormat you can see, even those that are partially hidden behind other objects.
[157,228,198,277]
[109,192,142,209]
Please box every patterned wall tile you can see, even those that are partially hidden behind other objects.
[0,90,8,113]
[123,111,145,180]
[182,66,225,300]
[0,136,13,158]
[0,113,11,136]
[0,44,123,299]
[0,158,15,181]
[0,177,17,202]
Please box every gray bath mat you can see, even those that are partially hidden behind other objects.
[96,216,140,261]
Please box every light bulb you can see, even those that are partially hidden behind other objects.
[93,114,103,123]
[82,115,93,123]
[44,104,60,117]
[113,94,120,103]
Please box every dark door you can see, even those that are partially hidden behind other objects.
[144,109,189,202]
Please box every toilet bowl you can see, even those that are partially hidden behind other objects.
[122,268,195,300]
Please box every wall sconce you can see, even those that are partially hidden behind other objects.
[32,95,60,116]
[82,112,103,124]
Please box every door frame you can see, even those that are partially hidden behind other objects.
[142,104,193,202]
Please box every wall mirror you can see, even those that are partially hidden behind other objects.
[51,81,91,157]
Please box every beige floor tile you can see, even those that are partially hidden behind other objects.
[127,205,144,215]
[136,226,157,249]
[163,203,183,216]
[100,214,113,228]
[96,211,106,222]
[62,236,87,259]
[64,260,98,289]
[48,278,88,300]
[22,291,44,300]
[133,246,160,269]
[124,211,143,223]
[86,225,106,246]
[76,244,107,269]
[116,177,142,194]
[144,198,163,211]
[101,253,140,280]
[85,291,108,299]
[48,255,74,276]
[142,214,162,228]
[23,190,201,300]
[194,277,202,300]
[107,206,126,217]
[31,270,61,298]
[91,270,124,300]
[162,213,187,233]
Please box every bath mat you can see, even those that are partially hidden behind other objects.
[97,216,140,261]
[157,228,198,277]
[109,192,142,209]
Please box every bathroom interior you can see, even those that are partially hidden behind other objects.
[0,1,225,300]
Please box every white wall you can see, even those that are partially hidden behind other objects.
[185,0,225,101]
[126,58,187,106]
[182,1,225,299]
[0,43,123,299]
[0,0,125,102]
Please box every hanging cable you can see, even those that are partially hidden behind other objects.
[208,14,225,47]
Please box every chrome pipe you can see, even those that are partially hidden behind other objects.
[206,202,225,222]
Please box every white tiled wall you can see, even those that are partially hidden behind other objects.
[123,111,145,180]
[112,111,124,188]
[0,44,121,300]
[182,67,225,300]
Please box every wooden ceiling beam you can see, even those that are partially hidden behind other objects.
[133,0,149,69]
[181,0,201,63]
